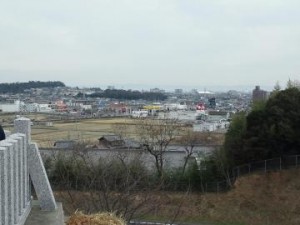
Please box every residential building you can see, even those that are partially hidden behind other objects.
[252,85,268,102]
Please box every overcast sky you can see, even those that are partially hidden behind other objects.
[0,0,299,90]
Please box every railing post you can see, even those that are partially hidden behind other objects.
[14,118,31,204]
[0,146,8,225]
[14,117,57,211]
[14,117,31,145]
[8,137,20,224]
[0,141,15,225]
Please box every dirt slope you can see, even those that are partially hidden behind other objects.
[171,168,300,225]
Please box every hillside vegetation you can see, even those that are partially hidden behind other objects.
[58,168,300,225]
[199,168,300,225]
[223,87,300,167]
[133,168,300,225]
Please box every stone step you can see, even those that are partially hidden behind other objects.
[24,201,64,225]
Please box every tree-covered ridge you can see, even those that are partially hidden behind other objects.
[0,81,66,94]
[87,89,168,101]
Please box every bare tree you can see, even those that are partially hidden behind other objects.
[212,147,233,187]
[134,118,182,178]
[286,78,300,89]
[179,130,224,174]
[47,144,156,221]
[111,121,130,140]
[178,129,200,175]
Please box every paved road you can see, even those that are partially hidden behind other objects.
[130,221,218,225]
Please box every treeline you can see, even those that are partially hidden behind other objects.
[44,152,223,219]
[0,81,65,94]
[222,86,300,168]
[85,89,168,101]
[46,151,222,194]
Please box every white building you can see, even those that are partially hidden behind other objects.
[163,103,187,111]
[0,100,23,112]
[193,120,229,132]
[24,103,39,112]
[38,104,53,113]
[131,110,148,118]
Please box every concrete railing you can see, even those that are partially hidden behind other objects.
[0,133,30,225]
[0,117,57,225]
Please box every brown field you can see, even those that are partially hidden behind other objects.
[2,112,223,147]
[0,113,135,147]
[31,118,136,147]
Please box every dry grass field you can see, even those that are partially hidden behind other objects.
[1,112,223,147]
[0,113,135,147]
[31,118,135,147]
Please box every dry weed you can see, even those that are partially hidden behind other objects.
[66,211,126,225]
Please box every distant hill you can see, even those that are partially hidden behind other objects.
[85,89,168,101]
[0,81,66,94]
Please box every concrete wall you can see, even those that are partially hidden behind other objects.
[39,145,218,171]
[0,103,20,112]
